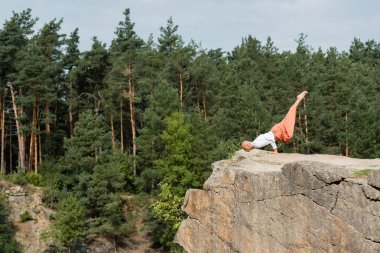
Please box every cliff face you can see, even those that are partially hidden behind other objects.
[0,180,55,252]
[175,150,380,253]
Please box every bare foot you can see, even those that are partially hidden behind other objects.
[297,91,308,100]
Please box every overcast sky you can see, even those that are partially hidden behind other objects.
[1,0,379,53]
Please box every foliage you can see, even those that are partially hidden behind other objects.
[151,183,185,250]
[0,193,21,252]
[154,112,203,196]
[41,109,135,247]
[1,7,380,252]
[47,195,86,247]
[5,172,42,186]
[20,211,33,222]
[86,196,134,242]
[5,173,29,185]
[353,168,374,177]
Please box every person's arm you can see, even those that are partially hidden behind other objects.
[270,141,278,154]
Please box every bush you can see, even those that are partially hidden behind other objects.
[20,211,33,222]
[0,193,22,252]
[353,168,373,177]
[26,173,42,186]
[51,196,86,247]
[6,173,28,185]
[5,172,43,186]
[151,183,186,250]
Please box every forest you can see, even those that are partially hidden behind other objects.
[0,8,379,252]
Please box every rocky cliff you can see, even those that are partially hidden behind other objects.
[0,180,55,252]
[175,150,380,253]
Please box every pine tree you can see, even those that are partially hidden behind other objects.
[57,110,111,190]
[0,9,37,173]
[151,183,185,250]
[158,17,195,108]
[62,28,81,138]
[74,37,109,115]
[136,81,180,191]
[14,19,65,172]
[50,195,86,248]
[106,9,144,176]
[154,112,202,196]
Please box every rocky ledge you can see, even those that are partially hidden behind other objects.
[175,150,380,253]
[0,180,55,252]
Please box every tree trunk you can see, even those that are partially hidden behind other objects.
[29,95,39,173]
[0,91,5,175]
[345,111,349,157]
[68,82,74,137]
[38,124,42,164]
[179,71,183,108]
[69,109,73,137]
[54,103,58,130]
[34,133,37,174]
[28,129,34,172]
[196,87,201,117]
[9,117,12,173]
[9,81,26,172]
[45,103,50,136]
[120,98,124,151]
[111,115,115,149]
[35,106,39,174]
[202,94,208,120]
[128,75,137,176]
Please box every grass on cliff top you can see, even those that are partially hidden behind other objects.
[352,168,373,177]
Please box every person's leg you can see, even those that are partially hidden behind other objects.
[280,91,307,142]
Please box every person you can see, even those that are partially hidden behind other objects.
[241,91,308,154]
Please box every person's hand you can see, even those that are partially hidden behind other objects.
[273,149,278,154]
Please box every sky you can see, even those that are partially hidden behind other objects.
[1,0,380,53]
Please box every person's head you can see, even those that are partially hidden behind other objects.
[241,141,254,152]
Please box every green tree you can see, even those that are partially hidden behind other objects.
[14,19,65,171]
[0,193,21,252]
[151,183,185,251]
[56,110,111,191]
[136,81,180,191]
[188,49,221,119]
[74,37,109,114]
[0,9,38,173]
[86,194,133,250]
[106,8,144,168]
[62,28,81,138]
[155,112,202,196]
[158,17,196,108]
[50,195,86,248]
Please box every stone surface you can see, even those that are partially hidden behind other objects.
[368,169,380,188]
[175,149,380,253]
[0,180,55,253]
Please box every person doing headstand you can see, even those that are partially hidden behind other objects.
[241,91,308,154]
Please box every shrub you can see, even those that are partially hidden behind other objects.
[6,173,28,185]
[20,211,33,222]
[0,193,21,252]
[26,173,42,186]
[5,172,42,186]
[353,168,373,177]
